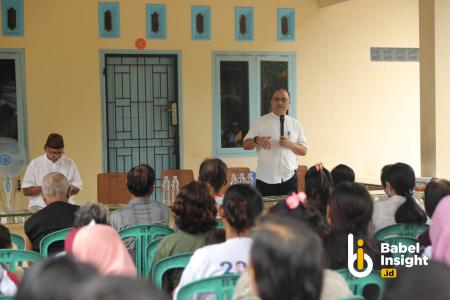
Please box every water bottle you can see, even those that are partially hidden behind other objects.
[239,173,245,184]
[171,176,180,205]
[161,176,170,205]
[230,173,238,185]
[246,173,253,186]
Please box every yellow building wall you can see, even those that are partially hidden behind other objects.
[0,0,420,208]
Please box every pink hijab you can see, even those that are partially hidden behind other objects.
[69,224,136,277]
[430,196,450,266]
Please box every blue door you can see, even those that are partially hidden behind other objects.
[104,54,179,202]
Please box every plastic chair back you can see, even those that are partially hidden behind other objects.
[40,228,72,256]
[144,237,164,278]
[151,252,193,288]
[119,224,174,277]
[381,236,419,258]
[375,223,429,241]
[339,296,365,300]
[0,249,43,272]
[177,273,240,300]
[11,234,25,250]
[337,269,384,300]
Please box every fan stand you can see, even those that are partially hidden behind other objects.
[2,176,15,211]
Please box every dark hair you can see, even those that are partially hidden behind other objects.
[14,256,98,300]
[382,262,450,300]
[324,182,381,269]
[380,164,392,189]
[74,202,110,227]
[78,276,169,300]
[127,165,155,197]
[0,225,11,249]
[198,158,228,194]
[331,164,355,187]
[271,88,291,99]
[45,133,64,149]
[382,163,427,224]
[172,181,217,234]
[269,201,327,237]
[304,165,334,216]
[205,228,226,245]
[223,184,263,233]
[424,178,450,217]
[251,215,324,300]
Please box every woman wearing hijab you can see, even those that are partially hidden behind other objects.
[65,224,136,277]
[430,196,450,266]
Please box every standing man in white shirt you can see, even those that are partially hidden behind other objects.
[243,88,307,196]
[22,133,82,210]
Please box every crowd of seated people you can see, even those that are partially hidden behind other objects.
[4,159,450,300]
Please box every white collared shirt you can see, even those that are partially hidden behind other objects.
[244,113,307,184]
[22,154,82,208]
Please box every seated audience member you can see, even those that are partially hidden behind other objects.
[198,158,228,205]
[372,163,427,232]
[0,225,20,285]
[175,184,263,297]
[418,179,450,247]
[24,172,79,254]
[324,182,382,270]
[74,202,110,227]
[382,262,450,300]
[77,276,169,300]
[430,196,450,266]
[249,215,324,300]
[65,224,136,277]
[331,164,355,187]
[233,193,351,300]
[14,256,98,300]
[152,181,217,292]
[111,164,169,257]
[304,163,334,217]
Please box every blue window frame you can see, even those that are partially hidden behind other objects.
[191,6,211,40]
[146,4,167,39]
[213,52,296,157]
[98,2,120,38]
[235,7,253,41]
[1,0,24,36]
[277,8,295,41]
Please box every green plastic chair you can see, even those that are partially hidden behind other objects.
[0,296,13,300]
[217,218,225,229]
[381,236,419,258]
[339,296,365,300]
[11,234,25,250]
[336,269,384,300]
[0,249,44,272]
[119,224,174,278]
[144,237,164,278]
[177,273,240,300]
[39,227,72,256]
[375,223,429,241]
[151,252,193,289]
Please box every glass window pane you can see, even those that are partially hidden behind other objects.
[0,59,18,140]
[260,61,288,116]
[220,61,249,148]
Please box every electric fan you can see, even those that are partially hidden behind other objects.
[0,138,27,211]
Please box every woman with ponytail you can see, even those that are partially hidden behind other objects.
[304,163,334,217]
[175,184,263,296]
[372,163,427,232]
[323,182,382,270]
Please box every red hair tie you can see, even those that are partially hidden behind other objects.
[286,192,307,209]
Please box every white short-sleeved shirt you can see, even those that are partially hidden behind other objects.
[371,195,406,233]
[244,112,308,184]
[22,154,82,208]
[175,237,252,299]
